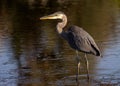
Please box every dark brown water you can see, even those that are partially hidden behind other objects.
[0,0,120,86]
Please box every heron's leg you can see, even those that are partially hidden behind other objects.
[76,51,80,82]
[85,54,90,80]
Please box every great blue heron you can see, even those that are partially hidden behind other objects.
[40,11,101,81]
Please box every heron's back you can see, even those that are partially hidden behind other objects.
[66,25,101,56]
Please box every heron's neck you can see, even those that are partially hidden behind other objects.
[56,15,67,34]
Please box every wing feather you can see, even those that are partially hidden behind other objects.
[66,25,100,56]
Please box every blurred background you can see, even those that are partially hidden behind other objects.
[0,0,120,86]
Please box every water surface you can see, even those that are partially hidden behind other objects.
[0,0,120,86]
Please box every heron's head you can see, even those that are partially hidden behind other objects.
[40,11,65,20]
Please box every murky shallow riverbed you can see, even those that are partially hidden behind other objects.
[0,0,120,86]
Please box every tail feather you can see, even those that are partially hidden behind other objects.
[91,44,101,56]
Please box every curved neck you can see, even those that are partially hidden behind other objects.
[56,15,67,34]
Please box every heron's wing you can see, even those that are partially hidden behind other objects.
[86,34,101,56]
[67,26,100,56]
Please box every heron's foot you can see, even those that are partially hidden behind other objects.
[76,74,78,82]
[86,68,90,81]
[87,74,90,82]
[76,74,80,86]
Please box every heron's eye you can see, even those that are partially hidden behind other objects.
[55,14,58,16]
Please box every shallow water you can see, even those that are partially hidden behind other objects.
[0,0,120,86]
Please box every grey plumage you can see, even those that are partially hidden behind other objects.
[65,25,100,56]
[40,11,101,82]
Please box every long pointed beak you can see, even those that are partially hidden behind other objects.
[40,15,53,20]
[40,13,60,20]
